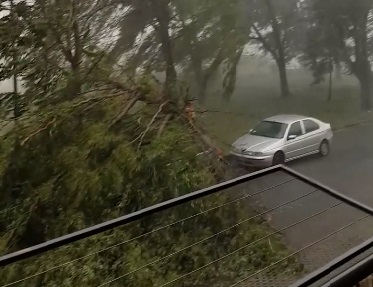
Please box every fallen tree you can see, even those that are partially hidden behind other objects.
[0,77,301,286]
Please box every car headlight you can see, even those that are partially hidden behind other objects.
[232,147,240,153]
[243,151,263,157]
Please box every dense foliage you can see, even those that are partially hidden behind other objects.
[0,83,301,286]
[0,1,305,286]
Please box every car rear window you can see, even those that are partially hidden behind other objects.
[304,119,320,133]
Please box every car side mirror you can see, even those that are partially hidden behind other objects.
[288,135,297,140]
[249,129,253,133]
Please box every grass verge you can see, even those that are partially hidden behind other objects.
[200,82,373,152]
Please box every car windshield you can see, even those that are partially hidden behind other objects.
[250,121,288,139]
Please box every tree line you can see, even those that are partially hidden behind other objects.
[2,0,372,110]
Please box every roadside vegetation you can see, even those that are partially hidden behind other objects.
[0,0,372,286]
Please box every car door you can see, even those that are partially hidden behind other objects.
[283,121,306,159]
[302,119,322,154]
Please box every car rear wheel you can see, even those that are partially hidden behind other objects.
[272,151,285,166]
[319,140,330,157]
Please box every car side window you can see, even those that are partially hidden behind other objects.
[304,119,320,133]
[288,121,303,137]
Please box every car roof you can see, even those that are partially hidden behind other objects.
[264,114,310,124]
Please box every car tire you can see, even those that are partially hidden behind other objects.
[319,140,330,157]
[272,151,285,166]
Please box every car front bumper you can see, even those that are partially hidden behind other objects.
[229,152,274,168]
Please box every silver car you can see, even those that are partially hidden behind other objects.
[230,115,333,168]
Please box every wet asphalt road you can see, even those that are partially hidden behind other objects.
[229,122,373,272]
[289,121,373,205]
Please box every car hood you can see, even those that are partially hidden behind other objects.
[232,134,281,152]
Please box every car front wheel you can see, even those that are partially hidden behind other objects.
[272,151,285,166]
[319,140,330,157]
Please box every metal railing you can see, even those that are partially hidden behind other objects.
[0,165,373,286]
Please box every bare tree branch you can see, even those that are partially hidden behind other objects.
[250,23,278,60]
[138,101,169,149]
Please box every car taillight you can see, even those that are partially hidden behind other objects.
[327,125,333,136]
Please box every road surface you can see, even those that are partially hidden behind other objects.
[228,121,373,280]
[290,121,373,205]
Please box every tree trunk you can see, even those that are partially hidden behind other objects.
[185,29,204,103]
[152,0,177,99]
[67,0,82,98]
[328,59,333,101]
[223,48,243,102]
[10,0,20,120]
[328,68,333,101]
[352,11,372,111]
[358,74,372,111]
[198,51,224,105]
[264,0,290,98]
[194,65,205,104]
[276,57,290,98]
[334,62,342,80]
[70,62,82,96]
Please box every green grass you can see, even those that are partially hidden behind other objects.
[199,66,373,152]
